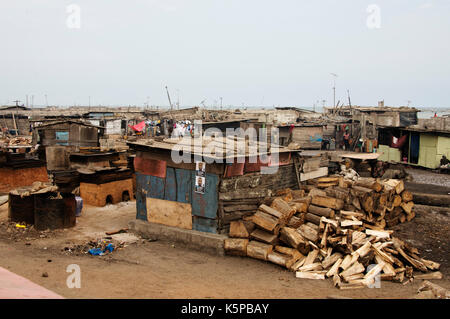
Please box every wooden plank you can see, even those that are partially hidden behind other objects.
[146,197,192,230]
[250,228,278,244]
[300,167,328,181]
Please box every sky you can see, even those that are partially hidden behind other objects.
[0,0,449,109]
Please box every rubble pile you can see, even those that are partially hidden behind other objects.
[224,176,442,289]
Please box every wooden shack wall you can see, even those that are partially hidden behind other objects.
[291,126,323,149]
[38,123,98,147]
[217,163,298,234]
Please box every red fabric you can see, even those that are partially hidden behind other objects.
[289,124,295,134]
[129,121,146,132]
[134,157,167,178]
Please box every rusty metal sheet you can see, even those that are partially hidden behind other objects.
[191,172,218,219]
[134,156,167,178]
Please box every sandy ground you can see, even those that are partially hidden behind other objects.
[0,200,449,299]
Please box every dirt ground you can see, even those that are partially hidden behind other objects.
[0,200,449,299]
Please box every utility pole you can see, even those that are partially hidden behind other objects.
[347,89,352,108]
[165,86,173,110]
[330,73,338,109]
[45,94,48,107]
[220,97,223,110]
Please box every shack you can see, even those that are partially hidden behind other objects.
[32,120,104,171]
[277,124,324,149]
[127,136,327,234]
[377,117,450,169]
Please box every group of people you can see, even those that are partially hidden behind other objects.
[170,120,194,138]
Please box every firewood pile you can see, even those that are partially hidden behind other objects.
[224,176,442,289]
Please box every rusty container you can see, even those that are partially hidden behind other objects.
[8,193,35,225]
[34,193,76,231]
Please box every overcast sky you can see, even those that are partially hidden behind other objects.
[0,0,449,108]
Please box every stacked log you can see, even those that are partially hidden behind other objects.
[224,177,441,289]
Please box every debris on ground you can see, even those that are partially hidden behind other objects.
[62,237,128,256]
[224,176,442,290]
[416,280,450,299]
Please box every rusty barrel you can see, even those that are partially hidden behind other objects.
[34,193,76,231]
[8,193,35,225]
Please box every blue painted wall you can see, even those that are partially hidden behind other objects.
[135,167,219,233]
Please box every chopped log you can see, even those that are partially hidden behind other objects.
[224,238,249,256]
[340,262,365,281]
[401,201,414,215]
[271,198,296,221]
[392,238,427,272]
[297,224,319,242]
[308,204,334,218]
[305,213,321,225]
[418,281,450,299]
[291,189,306,199]
[311,195,344,210]
[361,196,374,214]
[287,215,304,228]
[365,229,392,239]
[229,220,250,238]
[322,252,343,269]
[343,273,365,282]
[291,196,312,206]
[398,213,406,223]
[250,229,278,244]
[317,182,338,188]
[324,187,350,201]
[406,211,415,222]
[267,251,289,267]
[341,220,363,227]
[298,262,323,272]
[250,210,279,233]
[401,190,413,202]
[340,210,365,219]
[326,258,343,277]
[382,179,404,194]
[362,261,385,287]
[352,185,374,195]
[303,249,320,266]
[420,258,440,271]
[352,241,372,258]
[309,188,327,197]
[296,271,325,280]
[290,256,306,271]
[354,178,383,192]
[339,255,353,272]
[291,202,308,213]
[279,227,310,254]
[414,272,443,280]
[246,240,273,260]
[372,246,395,265]
[259,204,284,221]
[392,195,402,207]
